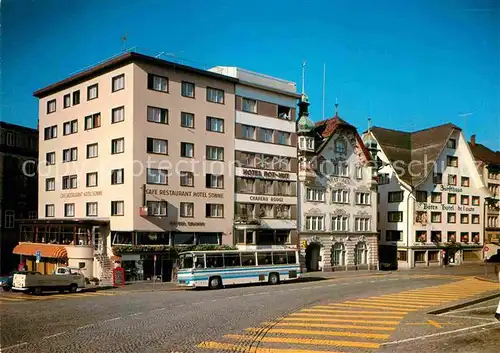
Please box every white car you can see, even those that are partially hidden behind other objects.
[12,267,86,295]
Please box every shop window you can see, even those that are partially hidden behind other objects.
[428,251,439,262]
[397,251,408,262]
[415,251,425,262]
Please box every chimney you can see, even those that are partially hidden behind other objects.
[471,134,476,147]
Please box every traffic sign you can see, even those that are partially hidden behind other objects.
[35,250,41,263]
[484,246,489,252]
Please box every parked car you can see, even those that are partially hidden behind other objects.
[1,271,40,291]
[12,267,86,295]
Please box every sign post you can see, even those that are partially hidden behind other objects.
[153,255,157,292]
[35,250,41,272]
[483,246,490,276]
[441,249,446,268]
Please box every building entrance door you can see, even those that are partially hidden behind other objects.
[306,243,321,272]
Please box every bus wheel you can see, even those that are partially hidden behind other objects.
[268,273,280,285]
[209,276,221,290]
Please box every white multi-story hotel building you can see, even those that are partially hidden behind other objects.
[364,123,490,268]
[209,67,300,250]
[296,96,378,272]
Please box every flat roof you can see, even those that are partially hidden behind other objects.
[33,52,239,99]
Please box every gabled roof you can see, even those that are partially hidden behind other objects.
[370,123,461,187]
[469,142,500,166]
[313,116,372,161]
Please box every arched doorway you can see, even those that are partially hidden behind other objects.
[305,243,321,272]
[354,242,368,266]
[331,242,346,267]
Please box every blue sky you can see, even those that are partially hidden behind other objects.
[3,0,499,150]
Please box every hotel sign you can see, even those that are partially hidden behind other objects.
[417,203,476,213]
[146,189,223,199]
[236,193,297,205]
[242,169,291,180]
[170,221,206,227]
[440,185,463,193]
[61,190,103,198]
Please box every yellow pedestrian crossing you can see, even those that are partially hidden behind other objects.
[0,290,120,304]
[196,278,499,352]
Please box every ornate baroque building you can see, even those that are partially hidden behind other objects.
[296,96,378,272]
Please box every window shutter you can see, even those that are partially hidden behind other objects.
[147,74,154,89]
[147,138,153,152]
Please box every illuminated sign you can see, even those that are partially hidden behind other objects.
[146,189,223,199]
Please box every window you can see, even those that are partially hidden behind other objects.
[398,250,407,261]
[86,143,98,158]
[206,146,224,161]
[431,212,441,223]
[63,119,78,135]
[461,214,469,224]
[447,212,456,223]
[447,231,457,242]
[416,190,427,202]
[388,191,403,203]
[62,175,78,189]
[237,177,255,193]
[47,99,56,114]
[260,128,273,143]
[111,138,124,154]
[148,73,168,92]
[276,181,290,195]
[6,132,15,146]
[335,140,346,153]
[206,204,223,218]
[147,106,168,124]
[471,232,480,243]
[332,216,349,231]
[472,196,480,206]
[242,125,256,140]
[87,84,98,100]
[111,201,124,216]
[275,156,291,171]
[461,176,470,187]
[332,163,349,177]
[431,192,442,203]
[181,81,195,98]
[472,214,480,224]
[181,112,194,128]
[86,172,98,187]
[356,166,363,179]
[356,192,371,205]
[206,174,223,188]
[62,147,78,162]
[428,251,439,262]
[64,203,75,217]
[147,201,167,216]
[388,211,403,222]
[305,216,324,231]
[331,243,345,266]
[181,142,194,158]
[45,204,55,217]
[415,251,425,262]
[354,242,368,265]
[147,168,168,185]
[306,188,325,202]
[112,74,125,92]
[242,98,257,113]
[84,113,101,130]
[3,210,14,228]
[72,90,80,105]
[86,202,98,217]
[260,204,273,218]
[63,94,71,108]
[277,131,290,145]
[378,173,390,185]
[433,173,443,184]
[180,171,194,187]
[44,125,57,140]
[447,139,456,149]
[448,193,457,204]
[386,230,402,241]
[448,174,457,185]
[415,211,427,223]
[112,106,125,123]
[46,152,56,165]
[240,152,256,168]
[206,117,224,133]
[111,169,124,185]
[460,232,469,243]
[276,205,291,219]
[180,202,194,217]
[206,87,224,104]
[355,218,370,231]
[461,195,469,205]
[447,156,458,167]
[332,189,349,203]
[147,137,168,155]
[45,178,55,191]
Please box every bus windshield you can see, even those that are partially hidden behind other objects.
[179,253,194,269]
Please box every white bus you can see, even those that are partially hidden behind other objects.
[177,249,301,289]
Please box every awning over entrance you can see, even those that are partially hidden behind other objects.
[13,242,68,259]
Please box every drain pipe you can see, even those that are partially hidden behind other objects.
[406,186,415,268]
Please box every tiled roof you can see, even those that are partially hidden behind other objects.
[370,123,461,187]
[469,142,500,166]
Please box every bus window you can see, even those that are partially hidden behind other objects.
[273,252,287,265]
[206,254,224,268]
[194,255,205,268]
[241,252,256,266]
[224,253,241,267]
[287,251,297,264]
[257,252,272,266]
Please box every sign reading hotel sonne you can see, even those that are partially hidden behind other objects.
[242,169,290,180]
[146,189,223,198]
[61,190,103,198]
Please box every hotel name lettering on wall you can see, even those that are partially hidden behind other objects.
[419,203,475,213]
[440,185,463,193]
[146,189,223,199]
[61,191,103,198]
[242,169,290,180]
[249,196,284,203]
[170,221,206,227]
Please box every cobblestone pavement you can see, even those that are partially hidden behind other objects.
[0,274,498,353]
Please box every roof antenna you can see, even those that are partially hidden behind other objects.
[334,98,339,117]
[322,63,326,120]
[367,116,372,131]
[121,35,127,52]
[301,61,307,95]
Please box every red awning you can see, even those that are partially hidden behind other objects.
[13,242,68,259]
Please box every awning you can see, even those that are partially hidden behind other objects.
[13,242,68,259]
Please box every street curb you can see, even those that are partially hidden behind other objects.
[428,292,500,315]
[474,276,499,283]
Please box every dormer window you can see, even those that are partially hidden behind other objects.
[335,140,346,153]
[299,137,314,151]
[447,139,456,149]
